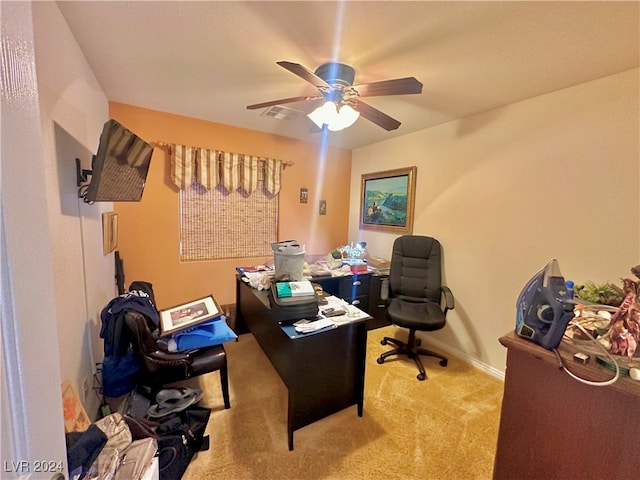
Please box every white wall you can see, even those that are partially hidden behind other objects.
[1,1,69,476]
[350,69,640,375]
[32,1,113,418]
[1,4,111,473]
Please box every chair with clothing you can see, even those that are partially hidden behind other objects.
[124,311,230,409]
[376,235,454,381]
[101,281,230,410]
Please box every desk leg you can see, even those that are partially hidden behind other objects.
[233,276,250,334]
[288,391,294,451]
[356,323,366,419]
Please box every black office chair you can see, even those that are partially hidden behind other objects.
[376,235,454,381]
[124,310,231,409]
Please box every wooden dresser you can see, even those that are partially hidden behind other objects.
[493,331,640,480]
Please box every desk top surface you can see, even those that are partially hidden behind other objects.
[500,331,640,398]
[237,276,370,338]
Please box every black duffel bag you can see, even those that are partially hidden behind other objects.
[156,405,211,480]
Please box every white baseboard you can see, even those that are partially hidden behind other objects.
[422,336,506,382]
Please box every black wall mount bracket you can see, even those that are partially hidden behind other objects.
[76,157,92,187]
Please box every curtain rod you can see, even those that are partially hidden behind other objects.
[152,141,294,169]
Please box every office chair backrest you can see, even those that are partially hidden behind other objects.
[124,311,192,381]
[125,311,161,356]
[389,235,442,302]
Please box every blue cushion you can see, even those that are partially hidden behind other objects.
[171,315,237,352]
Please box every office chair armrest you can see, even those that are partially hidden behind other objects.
[441,286,455,313]
[147,350,190,362]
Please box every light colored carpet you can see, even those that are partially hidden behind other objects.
[183,325,504,480]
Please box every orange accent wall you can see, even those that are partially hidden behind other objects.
[110,102,351,308]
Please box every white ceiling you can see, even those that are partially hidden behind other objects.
[56,1,639,150]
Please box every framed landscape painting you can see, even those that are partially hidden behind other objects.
[359,166,416,233]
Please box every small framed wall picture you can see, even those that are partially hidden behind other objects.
[300,187,308,203]
[102,212,118,255]
[319,200,327,215]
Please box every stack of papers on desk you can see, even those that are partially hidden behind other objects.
[366,256,391,275]
[280,317,337,338]
[319,296,370,324]
[367,256,390,270]
[294,318,336,333]
[278,295,370,338]
[236,264,273,275]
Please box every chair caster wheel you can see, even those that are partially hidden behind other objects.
[417,373,426,381]
[440,359,448,367]
[381,339,387,346]
[377,357,385,364]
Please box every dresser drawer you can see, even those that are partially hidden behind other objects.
[343,295,369,311]
[338,274,370,299]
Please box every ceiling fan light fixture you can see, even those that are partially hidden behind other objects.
[308,101,360,131]
[329,104,360,131]
[307,101,338,128]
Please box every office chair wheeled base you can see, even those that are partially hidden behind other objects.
[377,330,448,381]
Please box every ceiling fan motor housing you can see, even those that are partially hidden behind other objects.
[314,63,356,88]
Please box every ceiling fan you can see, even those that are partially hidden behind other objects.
[247,61,423,132]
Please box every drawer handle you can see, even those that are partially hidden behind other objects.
[351,299,361,305]
[352,281,361,286]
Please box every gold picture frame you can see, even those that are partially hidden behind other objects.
[359,166,417,233]
[102,212,118,255]
[159,294,222,336]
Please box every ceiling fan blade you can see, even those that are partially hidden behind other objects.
[246,95,322,110]
[350,77,423,98]
[277,61,334,90]
[353,100,401,131]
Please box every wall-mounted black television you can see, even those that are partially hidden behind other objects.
[79,119,153,202]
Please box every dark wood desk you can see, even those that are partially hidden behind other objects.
[493,332,640,479]
[235,276,368,450]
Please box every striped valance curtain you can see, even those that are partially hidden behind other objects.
[170,144,283,195]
